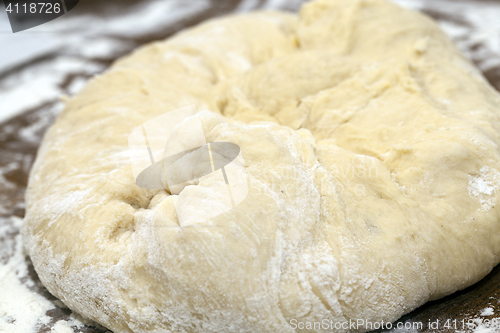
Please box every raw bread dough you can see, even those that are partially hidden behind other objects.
[23,0,500,332]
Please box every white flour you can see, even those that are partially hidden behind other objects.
[467,306,499,333]
[468,166,500,211]
[480,307,495,317]
[0,216,109,333]
[0,216,53,332]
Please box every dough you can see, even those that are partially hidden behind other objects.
[23,0,500,332]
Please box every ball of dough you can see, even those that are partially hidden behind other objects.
[23,0,500,332]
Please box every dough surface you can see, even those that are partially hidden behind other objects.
[23,0,500,332]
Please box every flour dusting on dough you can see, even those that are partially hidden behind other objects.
[468,166,500,210]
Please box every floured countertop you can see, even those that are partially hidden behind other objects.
[0,0,499,332]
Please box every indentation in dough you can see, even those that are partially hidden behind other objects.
[109,206,136,240]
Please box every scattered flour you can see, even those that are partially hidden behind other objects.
[467,317,500,333]
[0,1,499,332]
[50,320,74,333]
[0,0,211,124]
[468,166,500,210]
[480,307,495,317]
[0,217,55,333]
